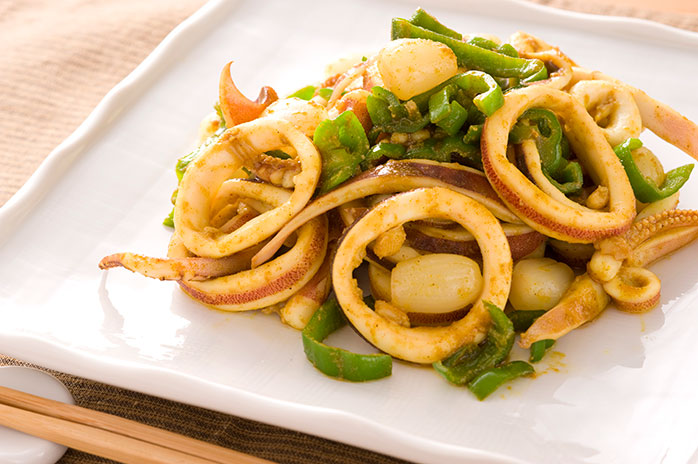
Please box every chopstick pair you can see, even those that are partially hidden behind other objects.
[0,384,275,464]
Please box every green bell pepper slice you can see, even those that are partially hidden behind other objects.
[361,142,406,170]
[462,124,483,144]
[467,36,519,58]
[511,108,583,195]
[313,110,370,194]
[366,86,430,133]
[163,209,175,227]
[408,7,462,39]
[391,18,547,83]
[529,339,555,363]
[404,136,481,168]
[288,85,317,100]
[302,295,392,382]
[613,138,694,203]
[413,71,504,117]
[165,125,226,227]
[467,361,534,400]
[288,86,333,101]
[428,86,468,136]
[433,301,515,385]
[507,309,546,333]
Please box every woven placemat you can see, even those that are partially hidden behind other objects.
[1,1,696,463]
[0,355,410,464]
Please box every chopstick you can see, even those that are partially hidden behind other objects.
[0,385,275,464]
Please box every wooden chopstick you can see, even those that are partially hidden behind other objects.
[0,385,275,464]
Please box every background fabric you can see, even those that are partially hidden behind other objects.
[1,1,696,463]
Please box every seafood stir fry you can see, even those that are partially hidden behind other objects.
[100,9,698,399]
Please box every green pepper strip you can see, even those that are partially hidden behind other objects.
[413,71,504,117]
[366,86,430,133]
[467,361,534,400]
[163,209,175,227]
[361,142,406,170]
[511,108,583,195]
[408,7,462,39]
[313,110,370,194]
[428,86,468,136]
[466,37,519,58]
[317,88,334,100]
[433,302,514,385]
[463,124,483,144]
[508,310,546,333]
[288,86,333,101]
[613,138,694,203]
[391,18,547,83]
[288,85,316,100]
[545,161,584,195]
[529,339,555,363]
[405,136,481,168]
[302,295,392,382]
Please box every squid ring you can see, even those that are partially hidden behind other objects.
[516,139,589,212]
[568,80,642,147]
[174,117,321,258]
[602,266,661,313]
[103,180,328,313]
[509,32,575,90]
[524,49,574,90]
[332,187,512,364]
[169,215,327,312]
[481,85,636,243]
[570,67,698,161]
[173,181,327,311]
[252,159,520,267]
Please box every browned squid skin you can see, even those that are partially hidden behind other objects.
[481,86,636,243]
[176,215,328,311]
[278,215,343,330]
[251,159,521,267]
[404,224,545,261]
[278,243,333,330]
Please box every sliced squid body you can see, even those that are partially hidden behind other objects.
[332,187,512,364]
[174,117,321,258]
[103,181,328,314]
[571,67,698,161]
[568,80,642,147]
[481,85,636,242]
[169,215,327,312]
[252,159,520,267]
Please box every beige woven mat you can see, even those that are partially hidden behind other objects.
[1,1,696,463]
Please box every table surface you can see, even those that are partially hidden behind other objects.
[1,1,697,463]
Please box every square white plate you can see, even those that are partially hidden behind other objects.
[2,1,698,463]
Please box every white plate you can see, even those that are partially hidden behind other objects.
[1,1,698,463]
